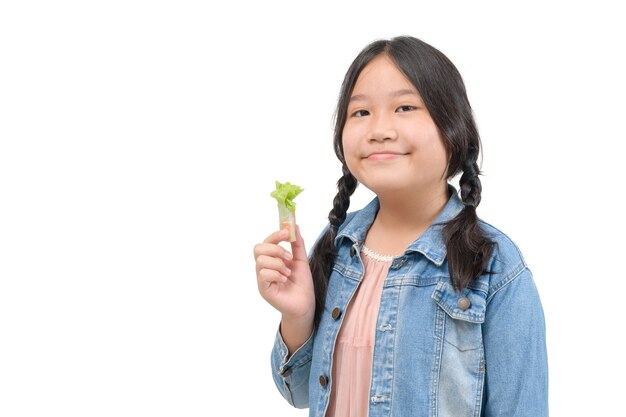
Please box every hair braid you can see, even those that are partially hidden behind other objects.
[443,144,493,290]
[309,168,357,328]
[329,167,358,229]
[459,143,482,208]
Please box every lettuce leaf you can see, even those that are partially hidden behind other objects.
[270,181,303,213]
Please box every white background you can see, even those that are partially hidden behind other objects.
[1,1,624,416]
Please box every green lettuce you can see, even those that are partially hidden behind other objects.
[270,181,303,242]
[270,181,303,213]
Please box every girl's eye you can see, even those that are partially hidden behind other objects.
[397,105,417,112]
[352,109,370,117]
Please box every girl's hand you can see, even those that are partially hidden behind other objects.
[253,226,315,323]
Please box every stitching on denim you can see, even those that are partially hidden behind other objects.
[486,263,528,303]
[473,349,486,417]
[430,303,445,416]
[387,283,401,415]
[432,282,486,323]
[442,337,482,352]
[291,354,313,370]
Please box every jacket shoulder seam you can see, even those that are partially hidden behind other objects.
[486,263,529,303]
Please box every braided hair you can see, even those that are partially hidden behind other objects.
[309,167,357,327]
[309,36,493,328]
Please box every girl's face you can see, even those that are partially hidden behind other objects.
[342,54,448,198]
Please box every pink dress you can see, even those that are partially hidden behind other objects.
[326,246,394,417]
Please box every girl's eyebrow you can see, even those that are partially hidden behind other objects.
[390,88,419,97]
[349,89,420,102]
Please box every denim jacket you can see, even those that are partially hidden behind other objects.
[270,188,548,417]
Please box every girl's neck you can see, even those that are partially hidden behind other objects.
[365,183,449,256]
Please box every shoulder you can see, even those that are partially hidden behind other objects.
[309,206,367,254]
[341,210,359,228]
[478,219,531,300]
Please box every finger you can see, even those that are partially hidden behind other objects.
[258,269,288,285]
[290,225,308,261]
[253,242,293,263]
[255,255,292,276]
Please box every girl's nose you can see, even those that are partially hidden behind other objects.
[368,113,398,142]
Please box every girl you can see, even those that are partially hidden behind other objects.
[254,36,548,417]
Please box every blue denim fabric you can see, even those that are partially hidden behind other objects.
[271,187,548,417]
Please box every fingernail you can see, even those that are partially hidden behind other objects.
[284,268,291,276]
[284,251,293,260]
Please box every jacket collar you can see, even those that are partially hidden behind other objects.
[334,185,464,266]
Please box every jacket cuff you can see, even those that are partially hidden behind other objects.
[272,325,314,377]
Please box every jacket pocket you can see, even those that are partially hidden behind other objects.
[431,282,486,351]
[431,282,487,417]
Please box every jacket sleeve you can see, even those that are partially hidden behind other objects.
[270,325,314,409]
[481,267,549,416]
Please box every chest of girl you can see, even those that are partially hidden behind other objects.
[308,245,488,417]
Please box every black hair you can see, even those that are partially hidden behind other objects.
[309,36,494,328]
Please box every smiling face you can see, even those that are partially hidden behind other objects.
[342,54,449,199]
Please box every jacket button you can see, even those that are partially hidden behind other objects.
[350,246,357,256]
[331,307,341,320]
[457,297,471,310]
[319,375,329,387]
